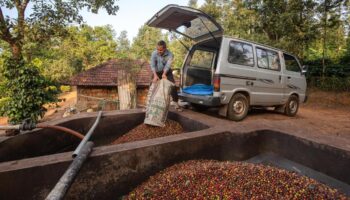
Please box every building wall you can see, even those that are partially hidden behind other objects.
[137,87,149,107]
[77,86,119,111]
[77,86,148,111]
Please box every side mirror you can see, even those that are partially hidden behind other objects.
[301,65,308,75]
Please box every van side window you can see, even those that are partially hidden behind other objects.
[190,49,215,69]
[228,41,254,66]
[284,53,301,72]
[256,48,280,71]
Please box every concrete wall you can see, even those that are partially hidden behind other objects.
[1,129,350,199]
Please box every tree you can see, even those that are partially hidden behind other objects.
[317,0,344,76]
[188,0,198,8]
[116,30,130,58]
[131,25,166,60]
[34,25,118,82]
[0,0,118,60]
[168,36,191,70]
[0,0,119,123]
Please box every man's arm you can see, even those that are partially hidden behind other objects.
[162,52,174,78]
[150,51,157,73]
[151,51,159,82]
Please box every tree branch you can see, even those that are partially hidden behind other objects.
[15,0,29,42]
[13,0,21,10]
[0,7,14,43]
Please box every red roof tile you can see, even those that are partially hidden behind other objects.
[69,59,152,87]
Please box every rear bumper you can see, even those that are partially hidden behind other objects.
[178,92,221,106]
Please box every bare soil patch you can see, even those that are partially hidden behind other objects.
[41,90,77,122]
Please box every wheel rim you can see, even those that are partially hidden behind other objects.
[233,99,245,114]
[289,100,298,113]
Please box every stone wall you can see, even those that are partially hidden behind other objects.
[77,86,148,111]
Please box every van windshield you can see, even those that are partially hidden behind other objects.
[190,49,215,69]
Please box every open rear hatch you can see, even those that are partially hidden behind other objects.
[147,4,223,43]
[147,5,223,106]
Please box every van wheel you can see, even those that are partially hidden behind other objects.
[285,95,299,117]
[191,103,208,112]
[227,93,249,121]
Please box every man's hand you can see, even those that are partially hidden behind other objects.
[162,73,167,80]
[152,76,159,83]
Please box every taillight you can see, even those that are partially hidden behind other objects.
[213,75,220,92]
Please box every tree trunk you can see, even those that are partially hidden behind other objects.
[117,68,137,110]
[322,2,328,79]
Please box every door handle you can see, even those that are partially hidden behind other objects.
[287,76,291,79]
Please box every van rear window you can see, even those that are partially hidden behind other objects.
[228,41,254,66]
[190,49,215,69]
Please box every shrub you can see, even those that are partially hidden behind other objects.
[1,57,59,123]
[0,97,10,116]
[60,85,71,93]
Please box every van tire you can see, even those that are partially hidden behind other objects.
[191,103,209,112]
[285,95,299,117]
[227,93,249,121]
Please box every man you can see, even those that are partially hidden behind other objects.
[150,40,182,111]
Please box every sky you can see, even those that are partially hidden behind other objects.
[81,0,204,41]
[2,0,204,42]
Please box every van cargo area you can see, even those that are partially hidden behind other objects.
[183,38,222,88]
[179,38,222,107]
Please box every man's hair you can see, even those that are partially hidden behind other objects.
[157,40,167,48]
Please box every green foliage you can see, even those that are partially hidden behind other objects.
[116,30,131,59]
[0,57,59,123]
[0,97,10,116]
[341,37,350,64]
[131,25,167,60]
[168,39,189,69]
[0,0,119,59]
[308,76,350,92]
[34,25,118,82]
[60,85,71,93]
[184,0,350,92]
[188,0,198,8]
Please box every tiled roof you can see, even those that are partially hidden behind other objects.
[69,59,152,87]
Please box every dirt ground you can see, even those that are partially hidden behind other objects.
[199,89,350,141]
[242,106,350,139]
[1,89,349,140]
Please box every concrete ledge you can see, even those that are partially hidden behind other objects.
[0,109,349,199]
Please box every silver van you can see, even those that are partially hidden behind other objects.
[147,5,307,121]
